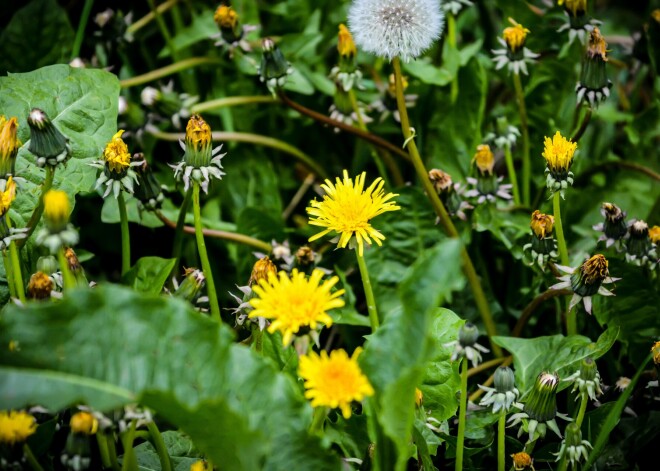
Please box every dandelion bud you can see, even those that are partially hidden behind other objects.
[503,22,530,54]
[249,257,277,286]
[259,38,293,95]
[190,461,211,471]
[447,322,489,367]
[0,116,21,179]
[524,211,558,268]
[64,247,89,286]
[480,366,520,413]
[492,19,539,75]
[174,268,206,302]
[70,412,98,435]
[511,451,534,471]
[338,24,357,61]
[543,131,577,194]
[133,156,164,210]
[565,357,603,401]
[415,388,423,407]
[331,24,363,91]
[429,169,472,221]
[348,0,444,61]
[524,372,560,423]
[594,202,627,247]
[466,144,513,203]
[37,255,59,275]
[140,86,161,107]
[27,108,71,168]
[494,366,516,393]
[214,4,243,44]
[473,144,495,176]
[554,422,592,467]
[625,220,656,267]
[37,190,79,254]
[27,272,54,300]
[577,27,612,107]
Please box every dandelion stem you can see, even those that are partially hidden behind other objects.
[6,219,25,302]
[575,393,588,428]
[118,192,131,275]
[392,57,502,357]
[58,248,75,290]
[191,96,278,114]
[504,143,521,205]
[571,107,592,143]
[512,72,531,206]
[120,420,138,471]
[127,0,179,36]
[23,443,44,471]
[467,357,507,378]
[171,187,193,271]
[19,166,55,248]
[3,252,17,299]
[105,433,121,471]
[309,407,328,435]
[356,250,380,331]
[456,357,468,471]
[447,13,459,102]
[147,421,172,471]
[192,182,221,321]
[96,432,112,469]
[71,0,95,60]
[552,192,569,267]
[119,58,221,88]
[498,411,506,471]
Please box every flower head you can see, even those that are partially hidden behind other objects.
[259,38,293,95]
[249,256,277,286]
[652,341,660,366]
[0,410,37,445]
[543,131,577,193]
[173,267,206,303]
[70,411,99,435]
[558,0,599,44]
[429,169,473,221]
[212,3,256,52]
[348,0,444,61]
[577,27,611,107]
[0,116,21,178]
[649,226,660,245]
[492,19,539,75]
[465,145,513,204]
[0,176,16,218]
[141,81,198,129]
[511,451,534,471]
[249,269,345,346]
[43,189,70,231]
[473,144,495,176]
[299,348,374,419]
[91,131,143,198]
[103,130,131,174]
[307,170,400,256]
[27,271,55,300]
[338,24,357,59]
[27,108,71,167]
[214,5,238,30]
[503,21,530,53]
[524,211,558,268]
[190,461,211,471]
[530,211,554,239]
[593,202,628,248]
[331,24,363,92]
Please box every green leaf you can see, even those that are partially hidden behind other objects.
[0,285,340,471]
[121,257,176,294]
[0,64,120,226]
[492,327,619,393]
[0,0,74,74]
[361,238,465,470]
[101,196,164,228]
[133,430,202,471]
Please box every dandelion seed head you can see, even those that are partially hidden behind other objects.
[348,0,444,61]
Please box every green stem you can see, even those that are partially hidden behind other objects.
[147,421,172,471]
[355,250,380,331]
[456,358,468,471]
[106,433,121,471]
[571,107,592,143]
[253,327,263,354]
[309,407,328,435]
[7,235,25,302]
[3,252,17,299]
[503,144,521,205]
[172,187,193,271]
[512,73,531,206]
[119,57,221,88]
[498,412,506,471]
[575,393,588,429]
[126,0,179,35]
[447,13,459,102]
[552,192,569,267]
[149,129,328,180]
[557,457,568,471]
[23,443,44,471]
[71,0,95,60]
[19,167,55,248]
[121,420,138,471]
[392,57,502,357]
[58,248,75,290]
[524,439,537,454]
[96,432,112,469]
[146,0,176,58]
[118,193,131,275]
[192,183,221,321]
[191,96,278,114]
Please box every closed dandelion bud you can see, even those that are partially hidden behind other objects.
[347,0,444,61]
[473,144,495,176]
[565,357,603,401]
[27,271,54,300]
[214,5,243,44]
[554,422,592,467]
[570,254,609,298]
[259,38,293,95]
[27,108,71,167]
[133,156,164,210]
[479,366,520,413]
[577,27,612,107]
[0,116,21,179]
[70,412,98,435]
[625,220,656,267]
[503,22,530,54]
[459,322,479,347]
[415,388,423,407]
[37,255,59,275]
[447,322,489,367]
[524,372,559,423]
[37,190,79,254]
[543,131,577,194]
[249,257,277,286]
[331,24,363,92]
[511,451,534,471]
[174,268,206,302]
[65,247,89,285]
[62,432,92,471]
[495,366,516,393]
[492,19,539,75]
[466,145,513,203]
[594,202,627,247]
[525,210,557,268]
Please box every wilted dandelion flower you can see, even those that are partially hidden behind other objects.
[299,348,374,419]
[523,210,558,268]
[511,451,535,471]
[348,0,444,61]
[465,144,513,204]
[27,271,56,300]
[248,269,345,346]
[307,171,400,256]
[90,130,143,198]
[0,410,37,445]
[593,202,628,248]
[428,168,472,221]
[576,27,612,108]
[551,254,618,314]
[543,131,577,195]
[625,220,657,268]
[0,116,21,179]
[492,19,540,75]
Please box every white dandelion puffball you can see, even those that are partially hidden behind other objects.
[348,0,444,61]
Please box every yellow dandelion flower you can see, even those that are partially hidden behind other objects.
[0,116,21,168]
[214,5,238,29]
[472,144,495,176]
[306,170,400,257]
[27,271,54,300]
[0,176,16,217]
[248,256,277,286]
[587,27,608,61]
[653,9,660,23]
[415,388,424,407]
[249,269,345,346]
[298,348,374,419]
[530,210,554,239]
[103,130,131,174]
[190,460,211,471]
[0,410,37,445]
[559,0,587,17]
[580,254,609,285]
[43,190,70,228]
[649,225,660,244]
[652,341,660,366]
[503,20,530,53]
[70,411,98,435]
[338,24,357,58]
[542,131,577,174]
[511,451,534,470]
[186,114,212,153]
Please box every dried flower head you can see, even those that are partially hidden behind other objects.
[593,202,628,247]
[299,348,374,419]
[348,0,444,61]
[27,271,54,300]
[511,451,535,471]
[249,256,277,286]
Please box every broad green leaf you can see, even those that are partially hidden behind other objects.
[121,256,176,294]
[101,195,164,228]
[0,285,340,471]
[132,430,202,471]
[492,327,619,393]
[0,0,74,74]
[361,238,465,470]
